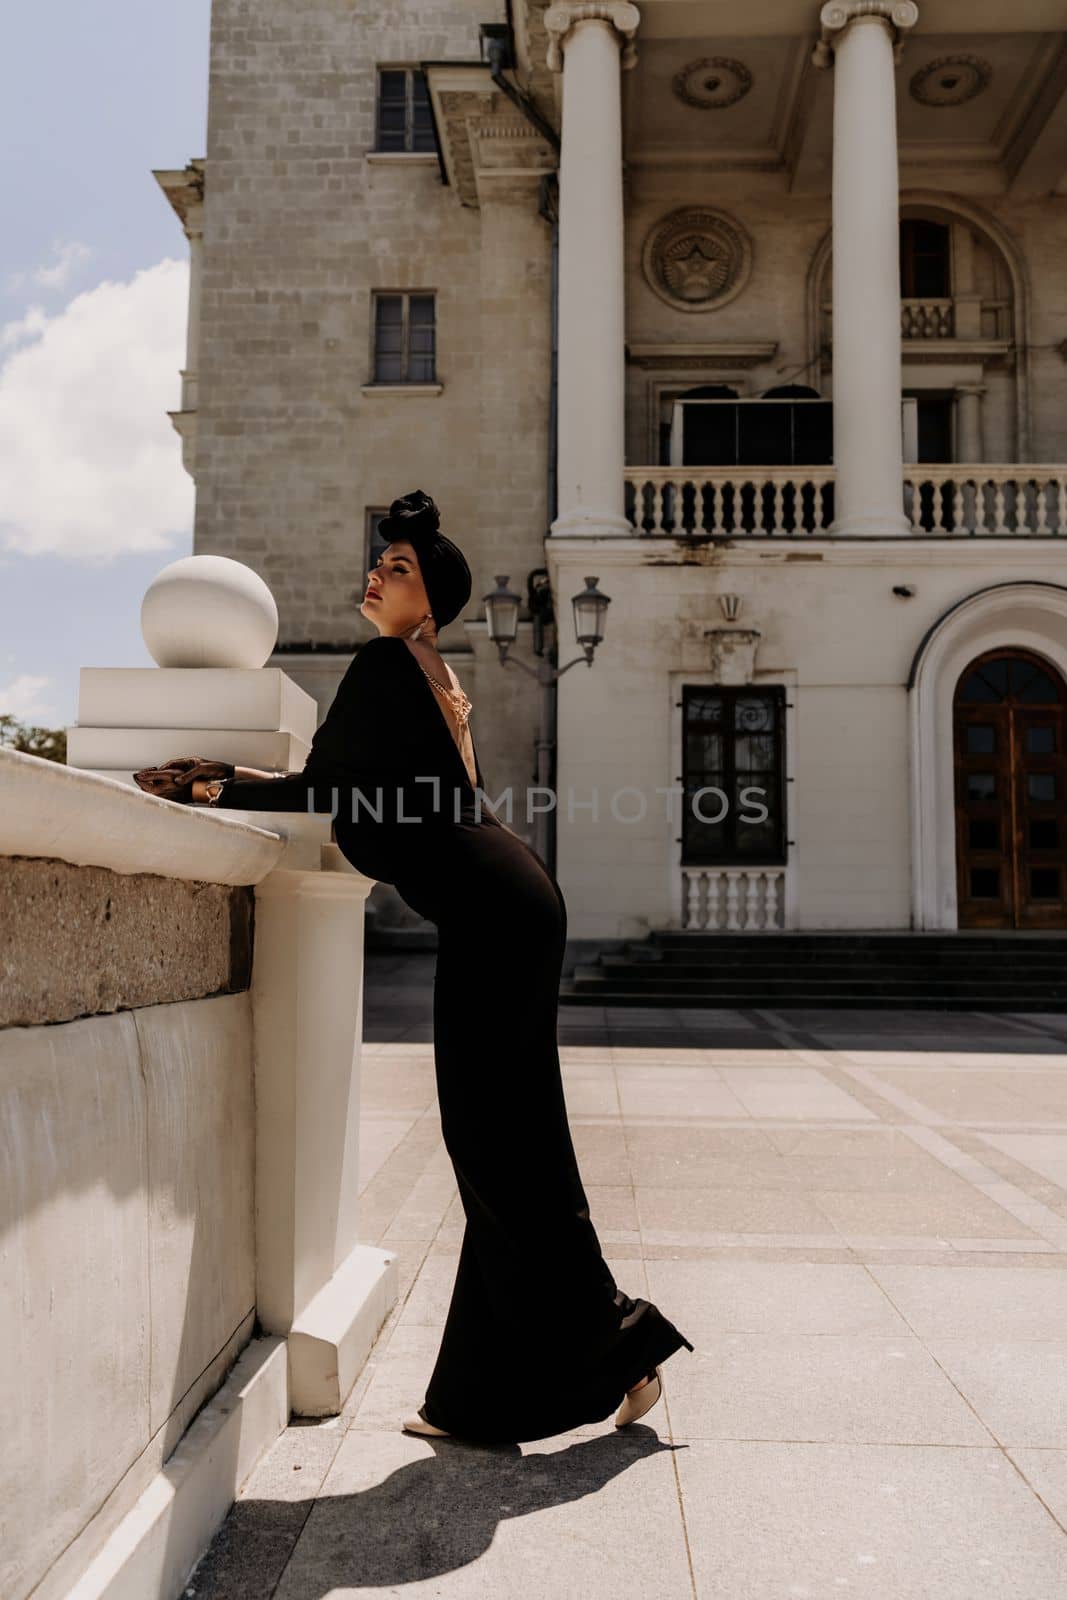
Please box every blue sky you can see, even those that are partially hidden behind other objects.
[0,0,211,730]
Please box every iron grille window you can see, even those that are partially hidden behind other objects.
[375,68,435,152]
[372,292,436,383]
[681,685,786,865]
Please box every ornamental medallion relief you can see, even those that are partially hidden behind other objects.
[672,57,753,110]
[909,55,991,106]
[642,208,752,314]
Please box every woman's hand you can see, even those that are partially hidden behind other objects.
[133,756,235,803]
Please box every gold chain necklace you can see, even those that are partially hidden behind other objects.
[417,661,473,734]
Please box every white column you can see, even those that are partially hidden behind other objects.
[252,861,397,1417]
[955,382,986,463]
[545,1,639,537]
[815,2,918,536]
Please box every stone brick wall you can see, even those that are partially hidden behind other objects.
[197,0,552,630]
[196,0,554,813]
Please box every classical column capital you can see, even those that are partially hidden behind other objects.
[544,2,641,73]
[813,1,919,68]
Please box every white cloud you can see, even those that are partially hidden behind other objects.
[0,674,58,723]
[1,305,48,350]
[7,240,93,295]
[0,258,194,561]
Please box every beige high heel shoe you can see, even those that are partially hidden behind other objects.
[402,1406,451,1437]
[614,1365,664,1427]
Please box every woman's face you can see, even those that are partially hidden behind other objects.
[360,540,431,635]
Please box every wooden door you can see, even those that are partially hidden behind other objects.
[954,649,1067,928]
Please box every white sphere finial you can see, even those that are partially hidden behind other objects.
[141,554,279,668]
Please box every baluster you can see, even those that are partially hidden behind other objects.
[711,478,726,535]
[1057,479,1067,536]
[765,873,780,931]
[993,478,1007,535]
[907,475,922,533]
[773,479,784,536]
[952,479,964,534]
[744,872,760,930]
[650,479,663,536]
[700,871,714,932]
[979,477,993,535]
[724,870,740,931]
[1035,478,1049,534]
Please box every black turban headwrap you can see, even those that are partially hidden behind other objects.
[377,489,472,630]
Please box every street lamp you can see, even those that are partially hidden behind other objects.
[571,575,611,657]
[481,571,611,874]
[483,575,522,651]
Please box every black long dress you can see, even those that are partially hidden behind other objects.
[217,633,693,1443]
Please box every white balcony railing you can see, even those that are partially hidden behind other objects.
[681,866,788,931]
[904,467,1067,536]
[624,466,1067,538]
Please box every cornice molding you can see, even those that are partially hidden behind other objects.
[152,160,205,232]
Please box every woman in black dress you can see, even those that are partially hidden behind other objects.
[135,490,693,1445]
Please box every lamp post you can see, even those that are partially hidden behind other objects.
[482,570,611,874]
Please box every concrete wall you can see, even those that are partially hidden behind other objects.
[0,751,285,1600]
[0,1000,255,1600]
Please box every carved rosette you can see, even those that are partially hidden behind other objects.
[642,207,753,314]
[909,55,991,106]
[672,57,753,110]
[544,1,641,72]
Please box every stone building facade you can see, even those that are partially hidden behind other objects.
[158,0,1067,939]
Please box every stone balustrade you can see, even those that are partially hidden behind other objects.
[680,865,789,931]
[624,466,1067,538]
[900,296,954,337]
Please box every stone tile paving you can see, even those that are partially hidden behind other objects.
[186,993,1067,1598]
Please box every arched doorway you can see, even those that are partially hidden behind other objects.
[953,648,1067,928]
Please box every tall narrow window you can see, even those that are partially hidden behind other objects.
[900,218,951,298]
[372,292,436,383]
[375,68,435,152]
[681,686,786,865]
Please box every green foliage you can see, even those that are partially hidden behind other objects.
[0,713,67,764]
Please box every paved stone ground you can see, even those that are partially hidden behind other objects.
[187,974,1067,1598]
